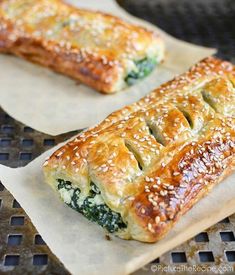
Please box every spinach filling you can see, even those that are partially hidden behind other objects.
[125,57,158,86]
[57,179,126,233]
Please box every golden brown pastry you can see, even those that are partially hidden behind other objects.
[0,0,165,93]
[43,57,235,242]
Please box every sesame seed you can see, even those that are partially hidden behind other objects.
[103,167,109,172]
[145,176,150,182]
[173,172,180,176]
[155,216,160,223]
[160,190,168,196]
[147,223,155,233]
[128,196,135,201]
[130,154,135,160]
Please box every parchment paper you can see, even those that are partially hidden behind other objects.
[0,143,234,275]
[0,0,215,136]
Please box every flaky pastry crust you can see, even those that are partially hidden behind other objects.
[0,0,164,93]
[44,57,235,242]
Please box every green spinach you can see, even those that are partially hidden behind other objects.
[57,179,126,233]
[125,57,157,85]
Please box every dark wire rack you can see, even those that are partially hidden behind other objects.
[0,0,235,274]
[118,0,235,62]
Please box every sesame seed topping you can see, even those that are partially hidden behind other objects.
[155,216,160,223]
[173,172,180,176]
[160,190,168,196]
[147,223,155,233]
[145,176,150,182]
[141,208,146,214]
[56,151,63,157]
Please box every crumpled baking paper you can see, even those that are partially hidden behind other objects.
[0,0,215,135]
[0,143,234,275]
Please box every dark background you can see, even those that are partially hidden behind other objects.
[118,0,235,62]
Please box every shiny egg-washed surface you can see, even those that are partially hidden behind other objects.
[1,0,235,274]
[0,0,164,93]
[44,57,235,243]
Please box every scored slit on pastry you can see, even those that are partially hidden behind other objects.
[0,0,165,93]
[44,57,235,242]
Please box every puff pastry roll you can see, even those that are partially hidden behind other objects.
[0,0,164,93]
[44,57,235,242]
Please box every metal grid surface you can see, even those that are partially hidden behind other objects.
[0,110,75,274]
[118,0,235,62]
[0,0,235,274]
